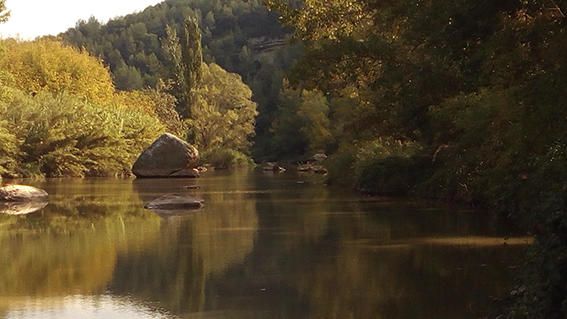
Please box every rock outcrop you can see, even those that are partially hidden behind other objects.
[133,133,200,178]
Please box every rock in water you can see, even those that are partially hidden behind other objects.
[312,153,328,162]
[0,185,48,202]
[144,194,204,211]
[262,162,286,172]
[133,133,200,178]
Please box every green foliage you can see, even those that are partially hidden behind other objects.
[116,85,185,137]
[187,63,258,153]
[60,0,300,156]
[201,148,254,169]
[270,86,332,159]
[60,4,265,158]
[268,1,567,316]
[0,39,115,104]
[114,65,144,91]
[0,90,164,177]
[326,139,424,195]
[0,120,18,177]
[163,17,204,116]
[0,39,166,178]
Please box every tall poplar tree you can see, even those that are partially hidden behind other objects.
[163,16,203,118]
[181,16,203,115]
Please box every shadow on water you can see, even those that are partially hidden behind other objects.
[0,170,529,319]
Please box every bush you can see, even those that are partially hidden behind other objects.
[326,146,357,187]
[0,39,115,103]
[327,138,426,195]
[0,120,18,177]
[201,148,254,169]
[0,90,164,177]
[355,156,429,196]
[0,39,168,178]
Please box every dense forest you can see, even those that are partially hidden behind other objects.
[59,0,302,158]
[264,1,567,318]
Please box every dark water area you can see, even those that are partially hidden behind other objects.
[0,171,529,319]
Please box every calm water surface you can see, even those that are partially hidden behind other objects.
[0,171,529,319]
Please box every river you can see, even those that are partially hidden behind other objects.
[0,170,530,319]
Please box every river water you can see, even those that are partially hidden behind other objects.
[0,171,529,319]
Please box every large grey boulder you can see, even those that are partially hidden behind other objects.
[133,133,200,178]
[0,185,48,202]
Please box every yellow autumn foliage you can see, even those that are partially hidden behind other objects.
[0,39,115,103]
[0,39,170,177]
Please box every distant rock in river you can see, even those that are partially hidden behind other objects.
[144,194,204,212]
[133,133,200,178]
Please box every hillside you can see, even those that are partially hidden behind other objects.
[60,0,302,156]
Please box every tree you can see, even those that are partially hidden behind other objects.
[117,83,185,137]
[267,1,567,317]
[60,0,295,158]
[271,86,332,158]
[163,17,203,117]
[0,0,9,23]
[0,39,166,177]
[0,39,115,104]
[114,65,144,91]
[187,63,257,152]
[181,16,203,116]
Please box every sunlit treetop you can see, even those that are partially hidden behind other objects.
[0,0,9,23]
[265,0,375,41]
[0,39,115,103]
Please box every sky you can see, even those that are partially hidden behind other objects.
[0,0,164,39]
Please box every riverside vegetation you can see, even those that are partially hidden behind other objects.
[0,0,566,318]
[263,1,567,318]
[0,2,257,177]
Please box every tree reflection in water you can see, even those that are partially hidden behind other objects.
[0,172,527,319]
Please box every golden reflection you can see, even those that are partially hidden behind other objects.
[0,174,529,319]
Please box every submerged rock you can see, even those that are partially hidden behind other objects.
[196,166,208,173]
[0,185,48,202]
[311,165,328,175]
[169,168,200,178]
[0,201,48,215]
[144,194,204,211]
[262,162,286,173]
[297,164,312,172]
[133,133,200,178]
[296,163,328,174]
[311,153,328,162]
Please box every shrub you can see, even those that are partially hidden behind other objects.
[327,138,424,195]
[0,90,164,177]
[0,39,115,103]
[201,148,254,169]
[0,120,18,177]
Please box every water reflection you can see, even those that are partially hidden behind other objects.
[0,171,528,319]
[0,202,48,216]
[2,295,174,319]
